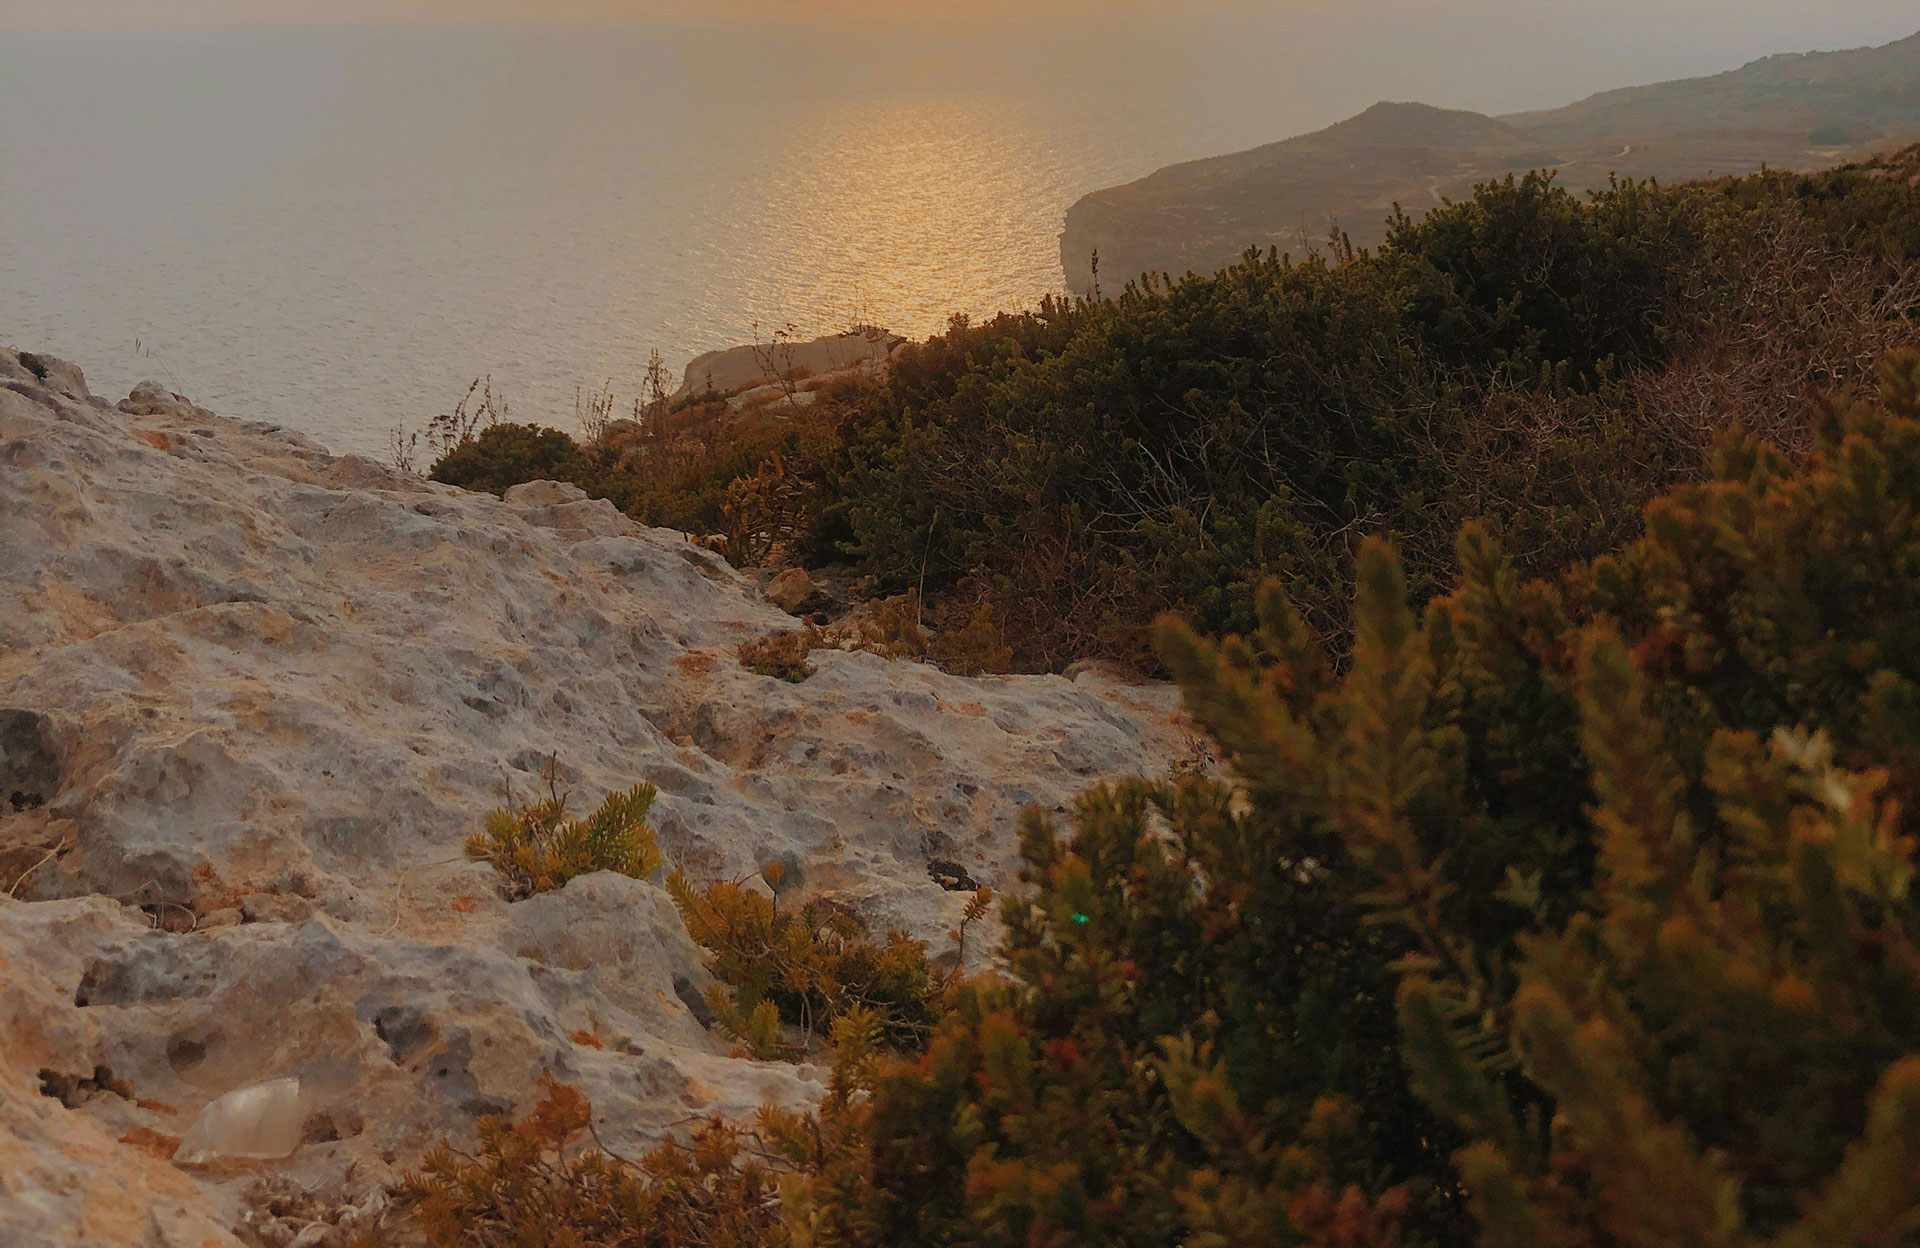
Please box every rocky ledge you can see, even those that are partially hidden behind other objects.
[0,349,1187,1245]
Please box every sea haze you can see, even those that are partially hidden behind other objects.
[5,9,1918,455]
[4,21,1231,454]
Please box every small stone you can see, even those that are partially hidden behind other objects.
[174,1077,304,1165]
[765,568,820,614]
[197,908,242,930]
[927,859,980,892]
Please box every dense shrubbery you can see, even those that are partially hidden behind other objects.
[397,147,1920,1245]
[773,353,1920,1246]
[826,159,1919,668]
[400,356,1920,1246]
[429,148,1920,672]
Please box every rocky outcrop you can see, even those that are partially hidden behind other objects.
[671,329,905,404]
[0,348,1189,1244]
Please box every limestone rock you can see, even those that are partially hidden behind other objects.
[765,567,823,615]
[502,479,589,508]
[0,345,1188,1242]
[15,351,90,400]
[118,380,215,422]
[673,329,904,402]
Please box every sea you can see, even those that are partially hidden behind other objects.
[5,9,1916,455]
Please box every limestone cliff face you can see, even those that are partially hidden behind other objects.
[0,348,1186,1244]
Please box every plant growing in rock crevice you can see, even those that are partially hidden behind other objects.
[739,628,822,683]
[466,769,662,900]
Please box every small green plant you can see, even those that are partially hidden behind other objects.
[668,865,946,1058]
[466,768,662,900]
[739,627,821,682]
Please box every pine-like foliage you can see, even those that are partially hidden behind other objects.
[1398,353,1920,1244]
[667,868,945,1057]
[784,354,1920,1247]
[466,781,663,900]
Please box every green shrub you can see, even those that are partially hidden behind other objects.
[667,867,948,1058]
[430,423,590,496]
[820,164,1918,669]
[779,353,1920,1247]
[466,781,662,900]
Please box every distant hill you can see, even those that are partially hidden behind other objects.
[1062,29,1920,294]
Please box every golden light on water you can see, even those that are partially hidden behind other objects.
[713,92,1096,337]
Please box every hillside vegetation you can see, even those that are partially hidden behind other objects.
[1062,28,1920,294]
[435,147,1920,672]
[410,348,1920,1247]
[399,136,1920,1248]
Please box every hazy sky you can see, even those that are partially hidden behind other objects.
[4,1,1918,128]
[7,0,1919,33]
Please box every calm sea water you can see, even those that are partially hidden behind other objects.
[5,11,1916,455]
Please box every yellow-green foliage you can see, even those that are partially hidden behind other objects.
[667,867,942,1058]
[402,1023,899,1248]
[756,1008,894,1247]
[466,782,662,899]
[404,1076,786,1247]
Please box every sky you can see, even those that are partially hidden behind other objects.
[5,0,1918,34]
[2,3,1914,141]
[8,0,1241,22]
[17,2,1918,121]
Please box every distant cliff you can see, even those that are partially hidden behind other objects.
[1063,28,1920,294]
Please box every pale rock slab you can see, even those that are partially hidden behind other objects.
[0,345,1191,1242]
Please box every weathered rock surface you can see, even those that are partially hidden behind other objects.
[764,567,827,616]
[671,329,905,402]
[0,346,1188,1243]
